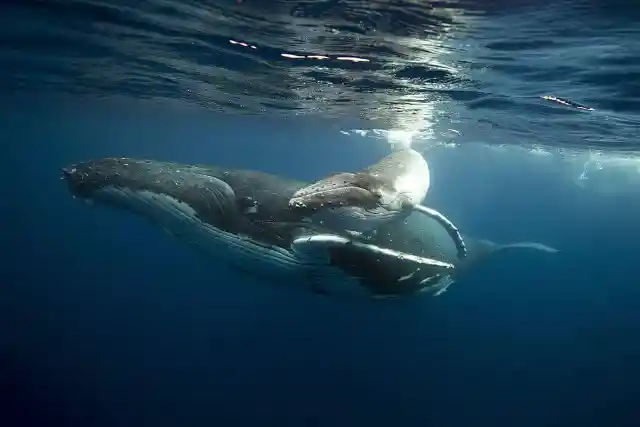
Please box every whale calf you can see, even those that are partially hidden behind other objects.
[289,149,430,230]
[61,157,556,300]
[289,148,467,259]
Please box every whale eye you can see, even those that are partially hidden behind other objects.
[238,196,259,214]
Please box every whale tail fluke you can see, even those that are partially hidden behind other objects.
[461,239,558,267]
[496,241,559,253]
[450,238,559,283]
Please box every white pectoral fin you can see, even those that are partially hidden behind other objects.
[291,234,455,272]
[412,204,468,259]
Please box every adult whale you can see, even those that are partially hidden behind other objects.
[61,157,557,300]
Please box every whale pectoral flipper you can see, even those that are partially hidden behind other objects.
[292,234,455,272]
[409,204,468,259]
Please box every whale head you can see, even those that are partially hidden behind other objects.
[288,149,431,233]
[61,158,244,232]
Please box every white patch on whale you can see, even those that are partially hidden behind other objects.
[372,148,431,209]
[291,234,454,270]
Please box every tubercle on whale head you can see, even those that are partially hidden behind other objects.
[288,185,381,214]
[61,167,74,178]
[61,157,161,203]
[61,158,133,200]
[61,157,188,200]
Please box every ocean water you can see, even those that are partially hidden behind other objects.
[3,1,640,426]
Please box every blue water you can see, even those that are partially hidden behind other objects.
[4,1,640,426]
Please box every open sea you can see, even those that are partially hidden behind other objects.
[3,0,640,426]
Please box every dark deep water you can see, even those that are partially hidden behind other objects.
[3,1,640,426]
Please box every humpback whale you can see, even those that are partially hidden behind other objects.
[289,148,467,259]
[61,157,557,300]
